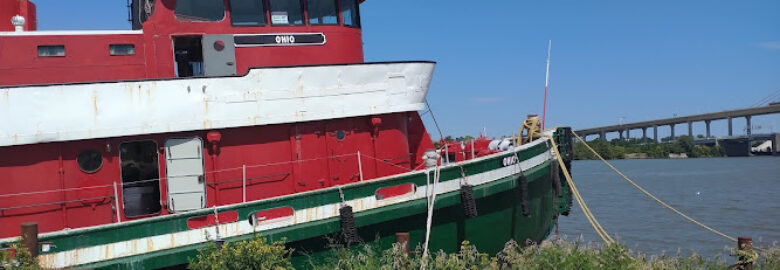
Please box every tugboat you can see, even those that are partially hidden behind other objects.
[0,0,574,269]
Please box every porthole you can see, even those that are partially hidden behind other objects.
[336,130,346,141]
[77,149,103,173]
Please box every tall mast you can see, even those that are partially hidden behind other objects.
[542,40,552,130]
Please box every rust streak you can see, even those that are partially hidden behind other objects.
[124,84,134,99]
[92,91,99,117]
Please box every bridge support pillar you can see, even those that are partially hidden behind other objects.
[705,120,711,138]
[746,116,752,138]
[642,127,647,141]
[619,130,624,140]
[687,121,693,137]
[728,117,733,136]
[626,128,630,140]
[670,124,675,141]
[653,125,658,143]
[600,131,606,141]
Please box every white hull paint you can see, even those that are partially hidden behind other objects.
[0,62,435,147]
[34,138,550,269]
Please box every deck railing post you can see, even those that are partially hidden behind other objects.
[471,139,475,159]
[357,151,364,182]
[242,164,247,203]
[445,144,449,164]
[113,182,121,223]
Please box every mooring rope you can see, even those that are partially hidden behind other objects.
[570,131,766,255]
[571,131,739,241]
[421,162,442,270]
[546,135,614,244]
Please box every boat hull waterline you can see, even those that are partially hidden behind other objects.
[1,136,570,269]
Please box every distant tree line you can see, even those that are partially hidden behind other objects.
[574,136,724,160]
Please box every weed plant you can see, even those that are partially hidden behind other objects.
[306,238,780,270]
[4,234,777,270]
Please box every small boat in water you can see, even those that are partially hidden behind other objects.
[0,0,574,268]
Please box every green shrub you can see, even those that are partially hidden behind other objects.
[0,241,41,270]
[757,246,780,270]
[188,235,293,270]
[189,235,780,270]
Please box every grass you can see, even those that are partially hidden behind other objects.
[3,235,778,270]
[305,238,780,270]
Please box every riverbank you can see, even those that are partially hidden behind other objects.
[573,136,722,160]
[183,236,780,270]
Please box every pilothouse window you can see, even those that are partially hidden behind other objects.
[229,0,267,26]
[341,0,360,27]
[175,0,225,22]
[269,0,304,25]
[307,0,338,25]
[119,141,162,217]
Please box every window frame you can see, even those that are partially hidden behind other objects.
[174,0,227,23]
[307,0,339,26]
[340,0,361,28]
[77,149,104,174]
[37,45,66,57]
[118,139,163,218]
[228,0,269,27]
[268,0,306,26]
[109,44,137,56]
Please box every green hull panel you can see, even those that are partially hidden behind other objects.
[7,129,574,270]
[83,160,558,270]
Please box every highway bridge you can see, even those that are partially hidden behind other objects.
[574,104,780,156]
[575,104,780,141]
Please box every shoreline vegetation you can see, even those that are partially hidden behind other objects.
[573,136,724,160]
[185,235,779,270]
[2,233,779,269]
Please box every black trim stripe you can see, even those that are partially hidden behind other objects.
[234,33,326,46]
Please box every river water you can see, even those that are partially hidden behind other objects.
[557,156,780,259]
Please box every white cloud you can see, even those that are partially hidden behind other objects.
[756,41,780,50]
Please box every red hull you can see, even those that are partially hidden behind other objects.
[0,112,436,238]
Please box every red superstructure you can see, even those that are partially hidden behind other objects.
[0,0,362,85]
[0,0,36,32]
[0,1,493,239]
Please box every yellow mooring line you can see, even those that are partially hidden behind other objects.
[547,135,614,244]
[569,131,765,256]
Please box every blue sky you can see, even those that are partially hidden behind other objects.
[31,0,780,139]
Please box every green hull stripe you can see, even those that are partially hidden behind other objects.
[79,159,553,270]
[5,141,549,255]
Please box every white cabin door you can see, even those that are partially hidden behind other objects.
[165,138,206,212]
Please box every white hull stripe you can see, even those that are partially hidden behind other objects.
[0,62,435,147]
[38,149,551,268]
